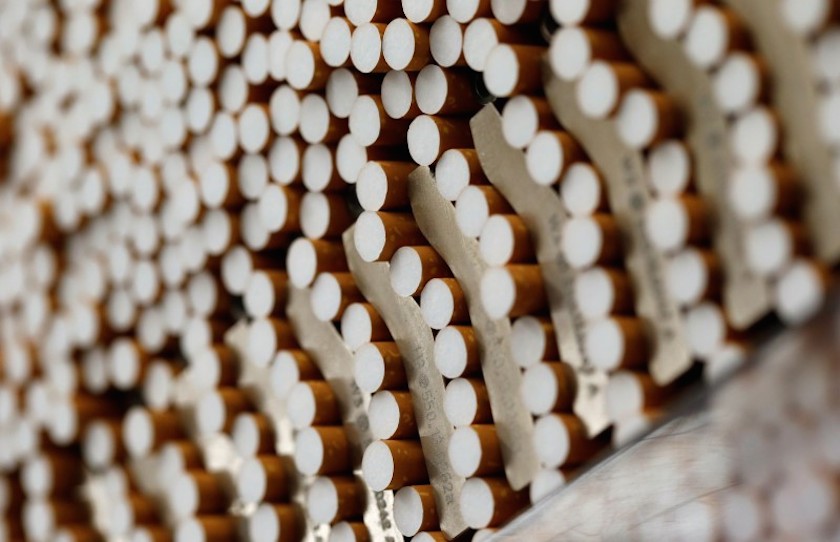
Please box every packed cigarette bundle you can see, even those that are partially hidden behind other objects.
[0,0,839,539]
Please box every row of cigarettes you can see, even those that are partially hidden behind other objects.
[0,0,839,540]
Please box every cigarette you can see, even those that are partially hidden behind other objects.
[53,524,105,542]
[605,370,670,422]
[354,211,427,263]
[119,492,160,527]
[454,185,513,238]
[321,17,354,68]
[202,210,240,258]
[300,192,354,240]
[533,413,605,468]
[123,407,185,458]
[381,70,422,120]
[82,418,125,471]
[22,499,91,540]
[407,115,473,166]
[483,44,544,97]
[356,161,415,212]
[361,440,428,490]
[479,214,534,266]
[174,515,239,542]
[269,349,323,400]
[107,338,150,390]
[666,248,722,306]
[187,271,231,319]
[218,7,248,59]
[286,237,348,289]
[645,194,711,253]
[501,95,558,150]
[647,140,693,196]
[293,426,352,476]
[459,477,529,529]
[529,467,567,504]
[269,88,303,139]
[368,389,419,442]
[353,342,408,393]
[447,0,492,23]
[561,214,623,270]
[310,272,363,322]
[520,361,576,416]
[194,387,253,435]
[430,15,466,67]
[158,439,204,483]
[236,455,290,504]
[351,23,390,74]
[647,0,705,40]
[180,317,230,360]
[286,40,330,90]
[389,245,451,298]
[131,525,174,542]
[337,132,400,183]
[187,36,220,88]
[238,103,272,154]
[584,316,649,371]
[490,0,544,24]
[683,5,750,70]
[576,60,651,119]
[510,316,560,368]
[248,503,303,542]
[729,164,799,222]
[21,453,84,498]
[420,277,469,330]
[774,258,829,325]
[435,148,484,201]
[462,16,533,72]
[480,265,547,319]
[243,269,289,319]
[574,266,634,321]
[744,218,808,277]
[231,412,276,457]
[349,95,412,146]
[780,0,840,36]
[412,532,448,542]
[192,344,240,388]
[415,65,478,115]
[393,484,440,536]
[549,0,616,25]
[712,53,768,115]
[731,107,780,165]
[443,378,492,427]
[383,19,431,72]
[615,89,683,150]
[340,302,390,352]
[241,202,291,251]
[684,301,735,359]
[300,95,348,145]
[448,425,504,478]
[346,0,405,25]
[404,0,448,23]
[306,475,366,524]
[287,380,342,429]
[169,470,230,517]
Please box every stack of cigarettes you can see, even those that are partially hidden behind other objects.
[0,0,839,539]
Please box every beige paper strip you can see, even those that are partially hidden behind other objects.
[287,286,401,542]
[470,105,610,437]
[544,70,692,386]
[724,0,840,265]
[342,227,467,538]
[408,166,539,490]
[617,0,772,330]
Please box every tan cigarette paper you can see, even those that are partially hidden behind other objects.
[471,105,610,438]
[408,166,539,490]
[342,228,467,538]
[617,0,772,330]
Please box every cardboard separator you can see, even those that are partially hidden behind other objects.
[408,166,539,490]
[724,0,840,265]
[470,104,610,438]
[617,0,773,331]
[287,286,402,542]
[543,68,693,386]
[342,227,467,538]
